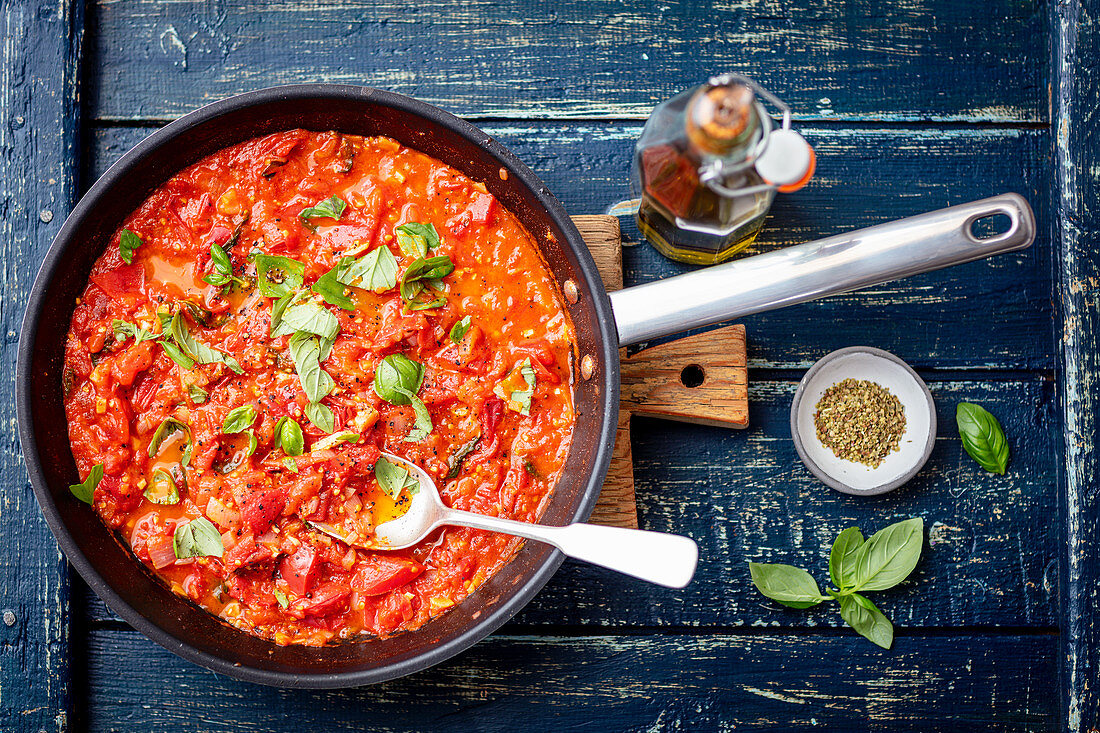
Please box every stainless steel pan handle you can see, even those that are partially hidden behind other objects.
[609,193,1036,345]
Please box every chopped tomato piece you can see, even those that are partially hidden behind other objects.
[90,263,145,299]
[240,489,286,535]
[353,556,424,596]
[467,192,496,224]
[279,546,319,595]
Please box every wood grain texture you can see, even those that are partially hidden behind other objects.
[1053,2,1098,730]
[83,0,1046,123]
[81,377,1058,630]
[573,214,639,529]
[81,628,1058,731]
[621,325,748,428]
[0,1,83,730]
[86,124,1053,370]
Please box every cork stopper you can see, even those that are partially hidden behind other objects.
[686,83,757,155]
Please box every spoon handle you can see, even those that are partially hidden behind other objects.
[442,510,699,588]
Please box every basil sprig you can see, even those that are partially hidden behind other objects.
[252,253,305,298]
[374,456,419,500]
[222,405,258,434]
[394,222,440,259]
[373,354,432,441]
[400,255,454,311]
[118,229,142,264]
[203,242,248,291]
[449,316,472,344]
[956,402,1009,474]
[70,463,104,505]
[299,195,347,231]
[748,517,924,649]
[173,517,224,559]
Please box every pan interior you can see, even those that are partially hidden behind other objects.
[19,86,618,685]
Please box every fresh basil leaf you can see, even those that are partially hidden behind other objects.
[159,340,196,370]
[748,562,828,609]
[272,299,340,341]
[373,354,424,405]
[838,593,894,649]
[311,431,360,452]
[400,255,454,311]
[204,242,247,291]
[509,358,537,416]
[167,312,244,374]
[69,463,104,505]
[252,253,305,298]
[148,417,191,462]
[173,517,224,559]
[187,384,208,404]
[829,527,865,590]
[299,195,347,230]
[406,295,447,312]
[347,247,398,292]
[119,229,143,264]
[312,259,357,310]
[222,405,257,434]
[283,456,299,473]
[396,388,432,442]
[374,456,419,500]
[446,436,481,479]
[288,332,336,403]
[112,320,159,343]
[273,416,305,456]
[851,517,924,592]
[305,401,335,434]
[956,402,1009,475]
[394,222,440,258]
[269,291,298,334]
[273,588,289,609]
[145,468,181,505]
[449,316,472,344]
[245,430,258,457]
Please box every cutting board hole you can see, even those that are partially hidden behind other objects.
[680,364,706,388]
[970,213,1012,240]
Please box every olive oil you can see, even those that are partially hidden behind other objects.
[631,75,813,265]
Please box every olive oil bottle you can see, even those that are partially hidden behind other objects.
[630,74,814,265]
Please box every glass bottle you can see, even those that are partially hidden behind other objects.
[629,74,813,265]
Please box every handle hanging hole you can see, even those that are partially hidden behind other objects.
[680,364,705,388]
[969,213,1013,240]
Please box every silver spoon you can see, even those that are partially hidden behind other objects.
[310,452,699,588]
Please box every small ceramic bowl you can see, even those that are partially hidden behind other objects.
[790,347,936,495]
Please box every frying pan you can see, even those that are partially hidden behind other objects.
[16,85,1035,688]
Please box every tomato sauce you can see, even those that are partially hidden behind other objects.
[63,130,575,645]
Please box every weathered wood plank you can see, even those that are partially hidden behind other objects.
[1052,1,1099,730]
[84,0,1046,123]
[86,123,1054,370]
[81,628,1057,731]
[0,1,84,731]
[80,377,1057,630]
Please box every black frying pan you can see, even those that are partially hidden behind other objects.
[17,85,1034,688]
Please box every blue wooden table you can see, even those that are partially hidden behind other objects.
[3,0,1098,730]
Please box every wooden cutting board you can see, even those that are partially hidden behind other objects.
[571,215,749,529]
